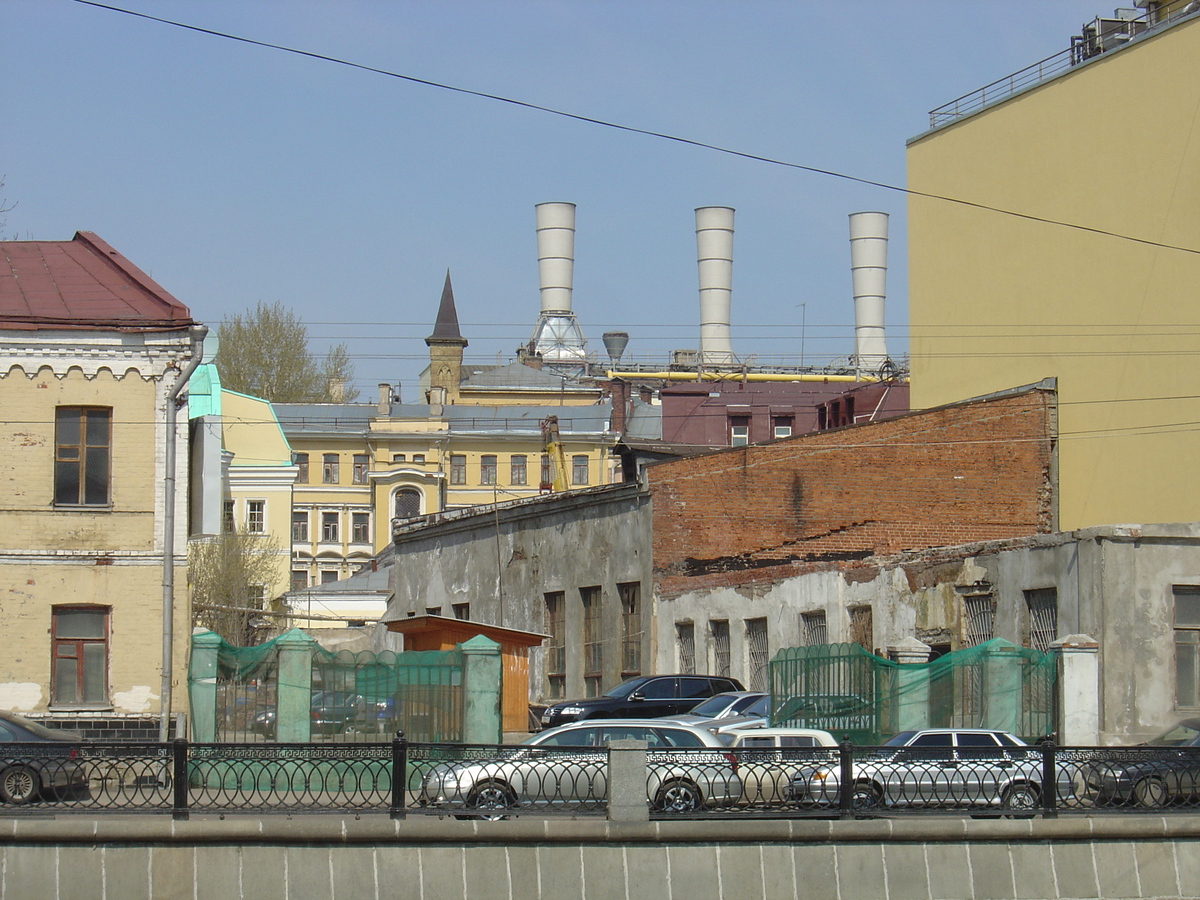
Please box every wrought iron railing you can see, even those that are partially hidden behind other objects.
[2,736,1200,818]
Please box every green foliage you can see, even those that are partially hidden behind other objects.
[217,301,359,403]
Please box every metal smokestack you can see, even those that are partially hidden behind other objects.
[695,206,735,365]
[536,202,576,314]
[849,211,889,371]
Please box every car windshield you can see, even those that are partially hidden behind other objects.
[603,677,652,700]
[883,731,918,747]
[1149,721,1200,746]
[687,695,737,717]
[744,695,770,717]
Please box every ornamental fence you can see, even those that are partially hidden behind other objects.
[2,737,1200,820]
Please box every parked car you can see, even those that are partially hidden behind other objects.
[724,727,838,805]
[1085,718,1200,807]
[539,675,744,730]
[789,728,1043,812]
[659,691,768,726]
[0,711,88,804]
[417,718,743,818]
[251,691,368,737]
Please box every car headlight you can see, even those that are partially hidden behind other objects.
[809,768,834,782]
[559,706,585,715]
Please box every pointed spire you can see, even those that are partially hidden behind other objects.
[426,270,467,346]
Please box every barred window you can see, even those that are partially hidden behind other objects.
[802,611,827,646]
[544,592,566,700]
[394,489,421,519]
[962,594,996,648]
[710,619,730,677]
[582,586,603,697]
[677,623,696,674]
[1024,588,1058,652]
[619,582,641,677]
[746,617,769,692]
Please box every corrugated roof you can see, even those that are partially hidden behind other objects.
[0,232,192,330]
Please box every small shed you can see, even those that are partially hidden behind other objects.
[386,615,546,734]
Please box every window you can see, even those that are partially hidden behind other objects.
[545,592,566,700]
[962,593,995,647]
[710,620,730,677]
[320,569,339,584]
[510,455,527,486]
[619,583,641,677]
[572,455,589,485]
[52,607,109,706]
[352,454,369,485]
[772,416,794,440]
[222,500,235,533]
[54,407,111,506]
[292,511,309,542]
[291,570,308,592]
[394,489,421,519]
[729,416,749,447]
[322,454,339,484]
[746,617,769,692]
[413,453,425,464]
[452,602,470,620]
[321,511,339,542]
[849,605,874,652]
[246,500,265,533]
[582,586,603,697]
[449,454,466,485]
[1176,587,1200,708]
[540,454,553,489]
[677,623,696,674]
[392,453,406,463]
[294,453,309,483]
[480,455,498,485]
[802,611,827,646]
[1024,588,1058,652]
[352,512,370,543]
[425,606,442,616]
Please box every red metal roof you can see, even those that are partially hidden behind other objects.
[0,232,193,330]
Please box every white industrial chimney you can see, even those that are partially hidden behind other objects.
[695,206,735,366]
[848,211,889,372]
[529,202,587,368]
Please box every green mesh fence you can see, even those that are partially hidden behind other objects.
[768,638,1057,744]
[192,631,464,743]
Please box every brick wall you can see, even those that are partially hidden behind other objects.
[650,384,1055,595]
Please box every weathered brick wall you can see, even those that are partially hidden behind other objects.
[650,385,1055,596]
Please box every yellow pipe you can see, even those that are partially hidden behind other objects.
[606,370,882,383]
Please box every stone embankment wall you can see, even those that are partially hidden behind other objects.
[3,815,1199,899]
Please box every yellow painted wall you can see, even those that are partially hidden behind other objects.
[907,16,1200,529]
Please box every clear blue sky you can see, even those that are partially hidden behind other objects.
[4,0,1105,399]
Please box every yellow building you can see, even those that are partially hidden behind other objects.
[907,2,1200,530]
[0,232,203,734]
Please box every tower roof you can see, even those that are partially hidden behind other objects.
[425,270,467,346]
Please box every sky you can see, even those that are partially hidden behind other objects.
[3,0,1108,400]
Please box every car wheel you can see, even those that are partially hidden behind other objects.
[850,781,883,810]
[465,780,517,821]
[1001,782,1040,817]
[1133,776,1167,808]
[0,765,40,804]
[654,779,703,813]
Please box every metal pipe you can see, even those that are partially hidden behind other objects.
[535,202,576,315]
[160,324,208,742]
[605,370,884,383]
[849,212,889,370]
[695,207,735,365]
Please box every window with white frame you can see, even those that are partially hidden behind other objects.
[352,454,369,484]
[322,453,339,484]
[294,453,309,483]
[449,454,466,485]
[246,500,265,533]
[729,416,750,447]
[772,416,794,440]
[292,510,309,542]
[321,511,339,542]
[480,455,498,485]
[572,455,589,485]
[352,512,370,543]
[510,455,527,486]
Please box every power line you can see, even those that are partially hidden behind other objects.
[72,0,1200,259]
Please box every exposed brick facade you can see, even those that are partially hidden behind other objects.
[650,383,1056,596]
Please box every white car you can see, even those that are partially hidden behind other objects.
[724,727,838,806]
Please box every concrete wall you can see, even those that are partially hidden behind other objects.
[5,815,1200,900]
[389,483,653,702]
[656,524,1200,743]
[907,14,1200,530]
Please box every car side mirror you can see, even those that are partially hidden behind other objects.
[628,692,643,702]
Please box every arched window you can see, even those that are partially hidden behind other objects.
[394,489,422,520]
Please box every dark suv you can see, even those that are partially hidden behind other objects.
[540,675,744,729]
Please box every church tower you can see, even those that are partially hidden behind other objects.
[424,271,467,405]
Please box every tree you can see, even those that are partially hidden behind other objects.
[189,530,284,646]
[217,301,359,402]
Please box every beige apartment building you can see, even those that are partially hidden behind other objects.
[0,232,203,732]
[907,2,1200,530]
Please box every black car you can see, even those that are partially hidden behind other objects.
[251,691,368,738]
[1086,718,1200,807]
[540,675,744,729]
[0,711,88,804]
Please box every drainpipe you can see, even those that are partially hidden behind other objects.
[160,324,209,742]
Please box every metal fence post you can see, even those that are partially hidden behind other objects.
[838,740,854,819]
[1040,739,1058,819]
[172,737,189,821]
[391,730,407,820]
